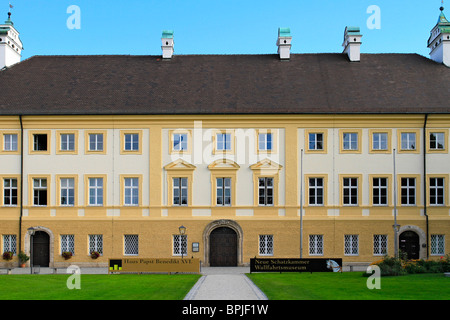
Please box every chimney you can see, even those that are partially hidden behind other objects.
[161,30,174,59]
[277,27,292,60]
[342,26,362,62]
[427,6,450,67]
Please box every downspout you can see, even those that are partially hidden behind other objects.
[423,114,429,259]
[18,115,24,266]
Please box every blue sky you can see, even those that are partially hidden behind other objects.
[4,0,446,60]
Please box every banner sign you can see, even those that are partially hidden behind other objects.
[108,258,200,274]
[250,258,343,273]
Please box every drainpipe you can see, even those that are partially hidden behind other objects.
[423,114,429,259]
[18,115,24,266]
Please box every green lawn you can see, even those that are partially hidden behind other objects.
[0,274,201,300]
[247,272,450,300]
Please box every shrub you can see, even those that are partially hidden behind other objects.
[62,251,73,260]
[2,251,13,261]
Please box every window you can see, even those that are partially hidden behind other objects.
[430,177,444,206]
[373,177,388,206]
[308,133,323,151]
[373,235,388,256]
[173,177,188,206]
[89,234,103,255]
[401,178,416,205]
[258,177,274,206]
[3,234,16,255]
[372,133,388,151]
[343,133,358,151]
[173,234,187,256]
[88,133,104,151]
[429,132,445,150]
[60,133,75,151]
[308,178,324,206]
[216,178,231,206]
[124,133,139,151]
[216,132,231,151]
[3,178,17,206]
[259,235,273,256]
[430,235,445,255]
[89,177,103,206]
[33,134,48,151]
[344,235,359,256]
[124,235,139,255]
[33,178,47,206]
[258,133,273,151]
[401,132,416,150]
[3,134,17,151]
[124,177,139,206]
[343,177,358,206]
[60,178,75,206]
[61,234,75,255]
[309,234,323,256]
[173,133,188,151]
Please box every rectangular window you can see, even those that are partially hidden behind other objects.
[258,177,274,206]
[3,234,16,255]
[173,234,187,256]
[60,133,75,151]
[429,132,445,150]
[373,235,388,256]
[33,178,47,206]
[344,234,359,256]
[308,178,324,206]
[89,234,103,255]
[258,133,273,151]
[216,177,231,206]
[124,133,139,151]
[124,177,139,206]
[3,134,18,151]
[89,133,103,151]
[173,133,188,151]
[89,178,103,206]
[372,132,388,150]
[309,133,323,151]
[124,235,139,255]
[60,178,75,206]
[343,133,358,150]
[401,132,416,150]
[33,134,48,151]
[401,178,416,205]
[430,177,444,206]
[309,234,323,256]
[173,177,188,206]
[430,235,445,255]
[373,177,388,206]
[216,133,231,151]
[61,234,75,255]
[343,177,358,206]
[3,178,17,206]
[259,235,273,256]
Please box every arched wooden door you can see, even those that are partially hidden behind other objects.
[209,227,237,266]
[33,231,50,267]
[399,231,420,260]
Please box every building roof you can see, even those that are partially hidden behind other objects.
[0,53,449,116]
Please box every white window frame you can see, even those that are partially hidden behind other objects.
[124,177,139,206]
[216,133,231,151]
[308,133,323,151]
[216,177,231,206]
[3,134,18,151]
[344,234,359,256]
[3,234,16,255]
[173,133,188,151]
[3,178,17,206]
[89,234,103,255]
[258,177,274,206]
[372,177,388,206]
[259,235,274,256]
[124,133,139,151]
[89,133,104,151]
[173,177,188,206]
[61,234,75,254]
[401,178,416,205]
[401,132,416,150]
[60,133,75,151]
[343,177,358,206]
[429,132,445,150]
[89,177,103,206]
[308,178,324,206]
[343,133,358,150]
[60,178,75,206]
[33,178,47,206]
[309,234,323,256]
[258,133,273,151]
[429,177,444,206]
[373,234,388,256]
[124,234,139,256]
[430,234,445,255]
[372,132,388,151]
[173,234,188,256]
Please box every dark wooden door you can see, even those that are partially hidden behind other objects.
[33,231,50,267]
[210,227,237,266]
[399,231,419,260]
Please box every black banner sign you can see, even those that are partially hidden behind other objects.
[250,258,343,273]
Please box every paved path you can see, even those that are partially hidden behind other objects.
[184,267,268,300]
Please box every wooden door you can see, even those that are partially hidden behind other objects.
[210,227,237,266]
[399,231,419,260]
[33,231,50,267]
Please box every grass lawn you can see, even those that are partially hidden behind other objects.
[0,274,201,300]
[247,272,450,300]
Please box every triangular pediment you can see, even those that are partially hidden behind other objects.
[164,158,196,171]
[250,158,282,171]
[208,158,240,170]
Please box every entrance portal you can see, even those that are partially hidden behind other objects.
[399,231,420,260]
[32,231,50,267]
[209,227,237,266]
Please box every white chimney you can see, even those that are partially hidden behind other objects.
[276,28,292,60]
[161,30,174,59]
[342,26,362,62]
[427,7,450,67]
[0,12,23,69]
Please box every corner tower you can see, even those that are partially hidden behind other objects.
[427,5,450,67]
[0,11,23,69]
